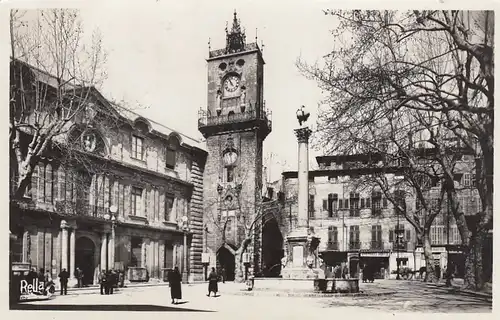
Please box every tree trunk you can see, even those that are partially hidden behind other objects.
[234,237,252,283]
[463,227,487,291]
[422,232,437,282]
[234,246,245,283]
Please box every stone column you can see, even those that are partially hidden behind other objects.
[108,226,115,270]
[101,233,108,271]
[70,228,76,278]
[60,220,69,271]
[182,232,188,283]
[294,127,312,232]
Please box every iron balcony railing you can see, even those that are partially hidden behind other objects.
[55,200,110,218]
[326,241,339,250]
[370,241,384,250]
[349,241,361,250]
[198,108,272,129]
[391,241,408,251]
[349,208,360,217]
[371,207,382,216]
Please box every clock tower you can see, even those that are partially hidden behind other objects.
[199,11,271,281]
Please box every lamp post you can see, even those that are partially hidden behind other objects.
[178,215,189,283]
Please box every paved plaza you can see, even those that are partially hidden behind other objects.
[12,280,491,315]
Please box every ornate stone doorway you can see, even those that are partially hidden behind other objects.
[75,236,96,286]
[217,246,235,281]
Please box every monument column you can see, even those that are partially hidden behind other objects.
[295,126,312,233]
[281,106,323,280]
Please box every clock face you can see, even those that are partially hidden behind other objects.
[223,151,238,166]
[223,75,240,93]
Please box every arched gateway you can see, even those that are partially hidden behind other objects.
[75,236,96,286]
[217,246,236,281]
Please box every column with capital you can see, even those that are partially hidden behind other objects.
[281,106,323,280]
[294,126,312,233]
[60,221,69,272]
[108,226,115,270]
[68,228,77,286]
[101,233,108,271]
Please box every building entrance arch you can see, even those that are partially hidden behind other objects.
[217,246,235,282]
[75,236,96,286]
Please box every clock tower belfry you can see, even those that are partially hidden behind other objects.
[199,11,271,282]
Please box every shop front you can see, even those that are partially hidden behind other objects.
[359,251,390,279]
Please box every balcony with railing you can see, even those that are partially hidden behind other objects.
[326,241,339,251]
[349,241,361,250]
[370,241,384,250]
[390,241,408,251]
[371,207,382,217]
[198,106,272,138]
[349,208,360,217]
[54,200,110,219]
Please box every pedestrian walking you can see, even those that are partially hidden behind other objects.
[58,268,69,295]
[168,266,182,304]
[207,267,218,297]
[221,267,226,284]
[99,270,106,295]
[75,267,84,288]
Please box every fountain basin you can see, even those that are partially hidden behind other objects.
[314,278,359,293]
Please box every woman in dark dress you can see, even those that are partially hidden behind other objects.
[169,267,182,304]
[207,267,218,297]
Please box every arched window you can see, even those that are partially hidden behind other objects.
[166,135,180,169]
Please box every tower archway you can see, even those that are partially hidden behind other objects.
[217,245,235,282]
[262,219,284,277]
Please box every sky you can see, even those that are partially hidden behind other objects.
[72,0,338,182]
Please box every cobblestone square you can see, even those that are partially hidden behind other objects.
[13,280,492,315]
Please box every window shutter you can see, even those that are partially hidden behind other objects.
[371,225,376,241]
[339,199,343,209]
[366,197,371,208]
[389,230,394,242]
[360,198,365,208]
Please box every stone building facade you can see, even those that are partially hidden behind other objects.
[198,12,271,280]
[9,59,207,286]
[277,153,480,280]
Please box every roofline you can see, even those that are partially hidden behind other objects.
[282,166,408,179]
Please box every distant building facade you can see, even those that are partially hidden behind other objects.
[277,152,480,280]
[9,59,207,286]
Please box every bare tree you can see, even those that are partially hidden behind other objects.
[299,10,492,290]
[10,9,108,200]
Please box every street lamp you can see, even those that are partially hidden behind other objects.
[178,215,190,283]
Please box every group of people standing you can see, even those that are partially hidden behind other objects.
[99,269,119,295]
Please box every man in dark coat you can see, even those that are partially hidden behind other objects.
[207,267,219,297]
[75,267,84,288]
[168,266,182,304]
[58,268,69,295]
[98,270,106,295]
